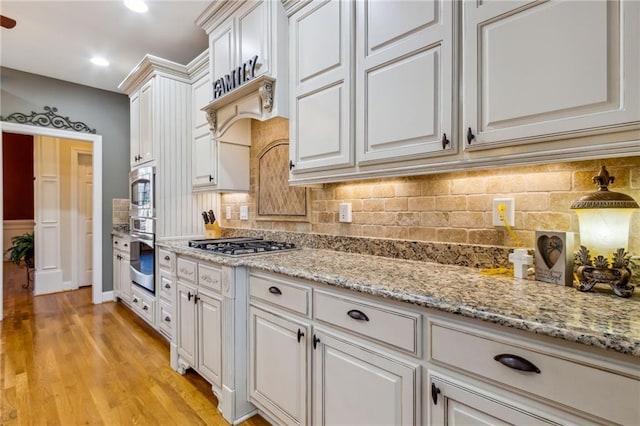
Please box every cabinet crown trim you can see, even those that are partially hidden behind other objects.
[118,54,191,94]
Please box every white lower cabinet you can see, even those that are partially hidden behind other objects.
[197,291,222,387]
[427,318,640,426]
[112,236,131,303]
[428,373,584,426]
[176,282,222,388]
[248,270,420,426]
[171,255,254,425]
[156,249,175,340]
[176,281,197,368]
[249,306,309,426]
[312,329,418,426]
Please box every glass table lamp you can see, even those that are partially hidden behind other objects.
[571,166,638,297]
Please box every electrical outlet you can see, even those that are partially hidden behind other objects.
[225,206,231,220]
[492,198,515,227]
[240,205,249,221]
[339,203,352,223]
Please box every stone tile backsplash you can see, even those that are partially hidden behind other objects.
[112,198,129,225]
[221,119,639,262]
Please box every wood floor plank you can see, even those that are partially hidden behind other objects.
[1,262,270,426]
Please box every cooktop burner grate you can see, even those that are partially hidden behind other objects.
[188,237,296,256]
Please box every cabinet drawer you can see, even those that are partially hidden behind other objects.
[132,288,155,325]
[198,263,222,293]
[159,273,174,301]
[249,272,311,316]
[430,322,640,425]
[113,236,130,252]
[177,258,197,283]
[314,290,421,355]
[158,249,175,272]
[158,299,172,338]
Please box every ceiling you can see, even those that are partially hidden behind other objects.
[0,1,211,93]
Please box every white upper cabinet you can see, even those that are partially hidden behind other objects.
[356,0,455,165]
[129,79,155,168]
[289,0,355,173]
[197,0,289,139]
[287,0,458,184]
[286,0,639,185]
[191,53,217,189]
[463,0,640,151]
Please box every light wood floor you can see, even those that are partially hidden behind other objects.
[1,262,270,426]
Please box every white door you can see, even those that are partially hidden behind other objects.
[429,375,564,425]
[249,306,308,426]
[192,71,217,188]
[33,136,63,295]
[118,251,131,302]
[77,153,93,287]
[463,0,640,149]
[356,0,455,165]
[177,282,197,368]
[138,79,154,164]
[312,329,418,426]
[197,291,222,387]
[289,0,355,173]
[130,90,141,167]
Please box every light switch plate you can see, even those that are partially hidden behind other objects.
[240,205,249,221]
[339,203,352,223]
[225,206,231,220]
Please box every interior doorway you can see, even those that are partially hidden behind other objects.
[73,150,93,288]
[0,122,103,321]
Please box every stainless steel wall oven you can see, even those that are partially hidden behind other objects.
[129,226,155,294]
[129,166,156,294]
[129,166,155,219]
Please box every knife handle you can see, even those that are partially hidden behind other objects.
[202,211,210,224]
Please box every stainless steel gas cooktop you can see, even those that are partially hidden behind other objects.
[188,237,296,256]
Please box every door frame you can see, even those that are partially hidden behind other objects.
[0,122,103,320]
[70,147,94,290]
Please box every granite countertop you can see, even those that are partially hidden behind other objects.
[157,240,640,358]
[112,224,129,238]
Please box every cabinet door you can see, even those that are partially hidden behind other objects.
[176,282,197,368]
[119,253,132,303]
[112,252,121,297]
[238,1,269,77]
[249,306,308,426]
[463,0,640,149]
[129,91,141,167]
[210,20,235,89]
[192,71,217,188]
[356,0,455,165]
[312,330,418,426]
[429,375,571,426]
[197,291,222,387]
[138,79,154,164]
[289,0,355,173]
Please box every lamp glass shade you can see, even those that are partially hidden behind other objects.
[574,208,634,260]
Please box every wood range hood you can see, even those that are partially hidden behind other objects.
[201,73,281,139]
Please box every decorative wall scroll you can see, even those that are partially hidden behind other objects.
[0,106,96,133]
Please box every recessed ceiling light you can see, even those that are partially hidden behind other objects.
[91,57,110,67]
[124,0,148,13]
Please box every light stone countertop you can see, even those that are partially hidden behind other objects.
[156,240,640,358]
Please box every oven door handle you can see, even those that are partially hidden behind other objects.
[130,231,154,243]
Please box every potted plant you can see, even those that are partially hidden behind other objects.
[5,232,34,268]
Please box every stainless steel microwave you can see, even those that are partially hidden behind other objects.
[129,166,155,218]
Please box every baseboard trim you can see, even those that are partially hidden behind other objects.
[101,290,115,302]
